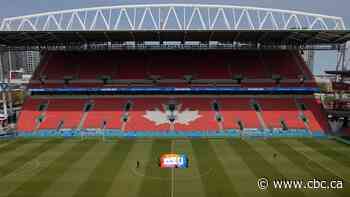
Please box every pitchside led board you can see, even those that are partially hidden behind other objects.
[160,154,189,168]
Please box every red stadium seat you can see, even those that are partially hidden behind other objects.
[174,98,219,131]
[219,98,261,129]
[124,98,173,131]
[83,98,127,129]
[38,99,85,129]
[258,98,305,130]
[17,98,46,132]
[297,98,330,132]
[18,50,329,134]
[31,50,318,88]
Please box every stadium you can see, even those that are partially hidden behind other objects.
[0,3,349,197]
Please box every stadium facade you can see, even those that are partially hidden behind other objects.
[0,4,349,137]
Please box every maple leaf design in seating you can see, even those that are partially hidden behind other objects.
[143,104,202,125]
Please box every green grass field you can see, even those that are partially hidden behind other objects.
[0,138,349,197]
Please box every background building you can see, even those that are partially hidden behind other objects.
[0,51,40,81]
[303,50,315,73]
[23,51,40,74]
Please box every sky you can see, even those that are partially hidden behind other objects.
[0,0,349,74]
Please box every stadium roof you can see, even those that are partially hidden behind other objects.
[0,4,349,47]
[1,4,346,31]
[325,70,350,76]
[0,30,350,46]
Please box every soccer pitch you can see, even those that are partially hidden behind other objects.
[0,138,349,197]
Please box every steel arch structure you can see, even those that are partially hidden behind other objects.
[0,4,346,31]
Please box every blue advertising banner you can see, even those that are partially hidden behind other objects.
[29,87,320,95]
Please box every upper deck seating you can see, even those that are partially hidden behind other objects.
[18,49,327,134]
[31,50,316,88]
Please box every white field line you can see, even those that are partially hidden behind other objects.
[171,140,175,197]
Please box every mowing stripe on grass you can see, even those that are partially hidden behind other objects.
[321,139,350,149]
[191,139,238,197]
[227,139,305,197]
[0,140,10,144]
[171,140,175,197]
[138,139,172,197]
[41,141,112,197]
[268,139,343,178]
[0,140,47,167]
[0,141,11,148]
[173,139,206,197]
[0,138,63,178]
[0,139,18,145]
[72,140,134,197]
[299,139,350,168]
[106,139,154,197]
[0,139,31,155]
[7,140,97,197]
[328,141,350,157]
[0,139,76,197]
[284,139,350,197]
[211,139,270,197]
[264,139,335,197]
